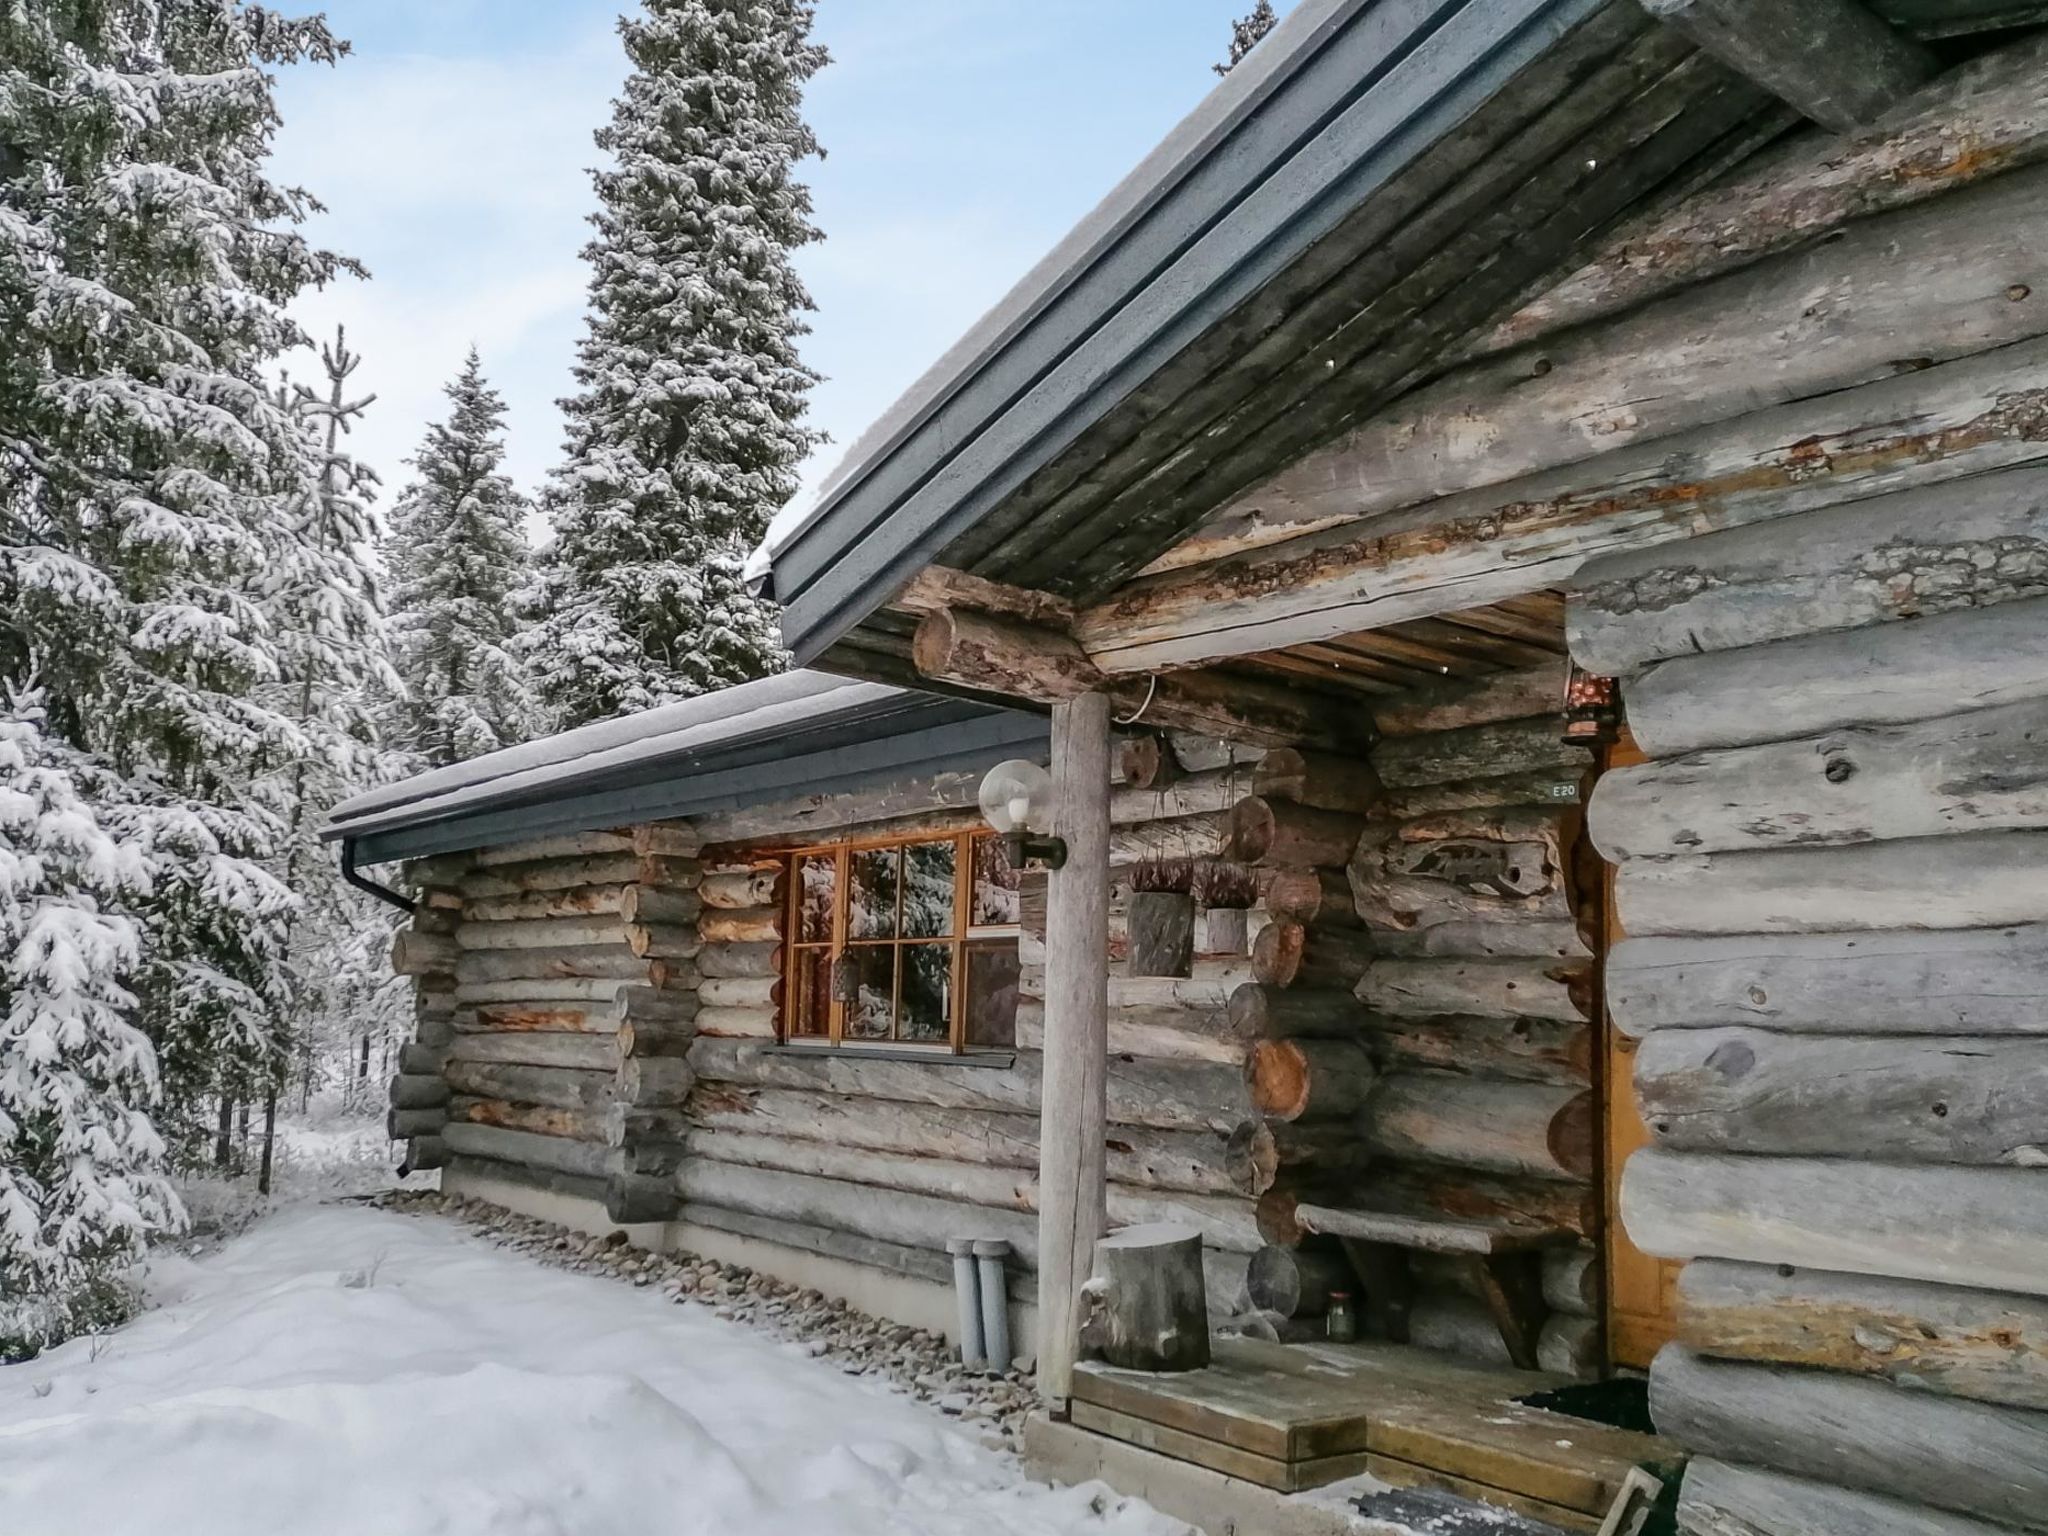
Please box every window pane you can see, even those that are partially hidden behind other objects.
[971,836,1019,927]
[847,946,896,1039]
[788,948,831,1039]
[848,846,899,939]
[900,943,953,1043]
[964,940,1021,1049]
[797,855,836,944]
[902,840,956,938]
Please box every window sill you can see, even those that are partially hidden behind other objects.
[763,1042,1018,1070]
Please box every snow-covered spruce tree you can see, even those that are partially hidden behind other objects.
[387,350,542,767]
[0,689,179,1359]
[0,1,355,1189]
[1214,0,1278,76]
[525,0,825,727]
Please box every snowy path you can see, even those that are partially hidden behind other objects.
[0,1206,1192,1536]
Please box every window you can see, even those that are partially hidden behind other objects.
[782,830,1020,1051]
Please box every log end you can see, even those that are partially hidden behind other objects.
[1224,796,1278,866]
[1247,1040,1312,1120]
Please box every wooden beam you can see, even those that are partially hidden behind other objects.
[1037,692,1112,1409]
[891,564,1076,629]
[1643,0,1935,133]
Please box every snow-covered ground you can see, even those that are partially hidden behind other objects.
[0,1204,1193,1536]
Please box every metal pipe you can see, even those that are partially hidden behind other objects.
[947,1237,986,1368]
[340,837,415,914]
[974,1238,1012,1375]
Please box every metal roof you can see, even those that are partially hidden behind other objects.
[325,670,1048,864]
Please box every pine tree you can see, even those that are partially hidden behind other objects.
[1214,0,1279,76]
[387,350,541,766]
[0,0,356,1295]
[525,0,825,728]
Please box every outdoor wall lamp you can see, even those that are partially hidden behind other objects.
[977,759,1066,870]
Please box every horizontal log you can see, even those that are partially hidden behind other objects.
[676,1156,1041,1265]
[699,975,780,1010]
[677,1202,960,1289]
[1227,984,1364,1042]
[1677,1458,2019,1536]
[1591,696,2048,860]
[1246,1240,1353,1320]
[689,780,984,849]
[1109,811,1231,868]
[1679,1256,2048,1411]
[446,1031,618,1072]
[1016,999,1245,1065]
[696,941,781,979]
[443,1153,607,1208]
[400,1135,447,1173]
[1261,1169,1596,1245]
[688,1038,1253,1133]
[1636,1027,2048,1164]
[413,1012,455,1050]
[460,854,699,898]
[1252,922,1375,991]
[1364,1013,1591,1087]
[1262,867,1360,929]
[454,946,652,985]
[440,1121,608,1179]
[388,1074,448,1110]
[1118,732,1179,791]
[616,884,701,927]
[463,885,638,923]
[615,1017,698,1059]
[443,1060,612,1110]
[1571,462,2048,677]
[1375,766,1587,820]
[1401,1291,1602,1375]
[448,1096,607,1142]
[386,1106,446,1139]
[1224,1118,1369,1196]
[1650,1343,2048,1531]
[1374,717,1587,791]
[1250,750,1381,814]
[1365,1074,1594,1181]
[1246,1039,1377,1122]
[604,1104,686,1149]
[461,1001,618,1036]
[390,929,456,977]
[698,869,782,911]
[1225,797,1367,870]
[1358,957,1589,1023]
[402,852,472,890]
[1621,1148,2048,1296]
[1087,323,2048,673]
[1372,662,1568,739]
[471,831,640,867]
[605,1172,679,1225]
[1616,832,2048,936]
[1111,766,1254,824]
[454,977,632,1005]
[617,922,697,960]
[698,907,780,946]
[1388,919,1590,961]
[693,1005,779,1039]
[1629,594,2048,758]
[689,1083,1232,1196]
[397,1042,446,1075]
[617,1055,694,1108]
[1608,927,2048,1036]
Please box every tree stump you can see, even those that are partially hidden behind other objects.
[1080,1222,1211,1372]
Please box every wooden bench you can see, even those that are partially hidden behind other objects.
[1295,1205,1574,1370]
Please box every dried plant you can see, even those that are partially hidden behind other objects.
[1196,861,1258,910]
[1129,857,1195,895]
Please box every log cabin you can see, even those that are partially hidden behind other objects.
[730,0,2048,1530]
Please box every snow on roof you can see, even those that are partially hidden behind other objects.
[325,669,898,841]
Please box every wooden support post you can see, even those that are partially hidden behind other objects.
[1037,691,1112,1411]
[1640,0,1935,134]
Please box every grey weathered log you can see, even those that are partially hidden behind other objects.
[386,1106,447,1139]
[1252,921,1375,991]
[398,1042,447,1075]
[454,977,633,1006]
[687,777,983,847]
[623,923,701,961]
[440,1122,609,1179]
[616,1018,698,1060]
[1111,767,1251,824]
[1358,957,1589,1023]
[471,830,639,867]
[1677,1458,2021,1536]
[1376,767,1589,821]
[613,883,700,928]
[1639,0,1934,134]
[1365,1074,1594,1182]
[698,975,779,1009]
[454,945,651,985]
[463,885,638,923]
[443,1059,612,1111]
[604,1172,678,1225]
[387,1073,449,1110]
[691,1005,780,1039]
[1081,1223,1210,1372]
[1591,696,2048,860]
[1224,1117,1369,1195]
[1245,1238,1353,1320]
[1636,1027,2048,1164]
[604,1103,687,1149]
[615,983,697,1023]
[458,1001,613,1036]
[447,1031,618,1072]
[1126,892,1195,980]
[1627,594,2048,758]
[391,929,457,977]
[1374,717,1586,791]
[448,1096,607,1142]
[1372,662,1568,738]
[697,941,781,979]
[1609,927,2048,1037]
[1365,1012,1591,1087]
[1542,1247,1597,1318]
[461,854,699,897]
[677,1156,1040,1264]
[1621,1148,2048,1297]
[1678,1257,2048,1411]
[1109,811,1231,868]
[1395,919,1590,961]
[1015,987,1250,1067]
[1227,984,1364,1042]
[617,1055,695,1108]
[1650,1343,2048,1531]
[1246,1039,1377,1123]
[400,1135,448,1174]
[1616,832,2048,937]
[1251,750,1381,814]
[1536,1313,1601,1380]
[454,916,637,951]
[1225,797,1366,870]
[697,868,782,910]
[1569,462,2048,677]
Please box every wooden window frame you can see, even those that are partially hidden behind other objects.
[781,829,1019,1052]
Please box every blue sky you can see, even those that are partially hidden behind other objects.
[271,0,1281,517]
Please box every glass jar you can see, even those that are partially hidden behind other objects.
[1326,1290,1357,1343]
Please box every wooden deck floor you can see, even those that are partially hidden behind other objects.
[1070,1336,1683,1534]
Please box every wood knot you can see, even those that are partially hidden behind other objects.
[2010,284,2033,302]
[1824,756,1856,784]
[1931,1100,1949,1118]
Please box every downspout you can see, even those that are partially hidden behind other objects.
[340,836,416,915]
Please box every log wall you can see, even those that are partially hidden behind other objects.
[1577,431,2048,1525]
